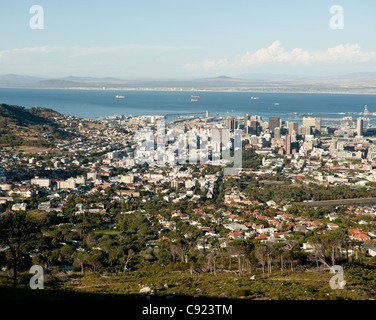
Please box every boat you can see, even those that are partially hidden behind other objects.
[191,95,200,98]
[274,102,279,106]
[191,99,198,102]
[250,96,260,100]
[115,95,125,99]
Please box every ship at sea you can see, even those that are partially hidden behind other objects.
[191,95,199,102]
[250,96,260,100]
[115,95,125,99]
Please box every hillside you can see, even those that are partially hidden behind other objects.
[0,104,70,149]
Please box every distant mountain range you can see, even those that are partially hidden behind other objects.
[0,73,375,94]
[236,72,376,81]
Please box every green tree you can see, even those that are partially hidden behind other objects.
[0,211,41,298]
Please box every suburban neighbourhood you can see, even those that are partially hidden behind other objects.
[1,105,376,300]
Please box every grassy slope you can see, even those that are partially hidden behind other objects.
[1,265,374,301]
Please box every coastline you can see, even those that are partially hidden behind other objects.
[0,85,376,95]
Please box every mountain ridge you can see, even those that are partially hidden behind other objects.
[0,73,375,94]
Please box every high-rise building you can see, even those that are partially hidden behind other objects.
[226,116,237,130]
[302,117,322,133]
[250,120,258,134]
[269,117,280,133]
[288,122,299,135]
[274,127,281,139]
[285,134,291,155]
[299,125,311,136]
[357,118,364,136]
[205,110,209,118]
[244,114,250,126]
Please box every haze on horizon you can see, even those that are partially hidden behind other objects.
[0,0,375,80]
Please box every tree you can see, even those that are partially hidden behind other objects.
[308,237,329,268]
[285,239,298,272]
[255,245,267,278]
[274,242,288,275]
[170,241,188,263]
[0,211,41,298]
[265,243,276,276]
[327,232,345,266]
[74,251,90,274]
[227,240,248,276]
[121,248,135,275]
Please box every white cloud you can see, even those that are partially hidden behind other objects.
[239,41,376,66]
[184,41,376,72]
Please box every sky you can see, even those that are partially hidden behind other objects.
[0,0,375,79]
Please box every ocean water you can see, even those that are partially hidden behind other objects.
[0,88,375,123]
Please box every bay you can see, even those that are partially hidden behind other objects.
[0,88,375,123]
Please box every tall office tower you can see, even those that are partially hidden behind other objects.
[251,115,262,122]
[226,116,232,129]
[288,121,299,135]
[226,116,237,130]
[206,110,209,118]
[274,127,281,139]
[285,134,291,155]
[250,120,258,134]
[357,118,364,136]
[269,117,280,133]
[244,114,250,127]
[303,117,322,133]
[299,125,311,136]
[330,138,337,152]
[302,117,316,127]
[315,118,322,132]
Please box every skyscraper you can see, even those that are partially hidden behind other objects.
[244,114,250,126]
[226,116,237,130]
[302,117,322,133]
[250,120,258,135]
[299,125,311,136]
[274,127,281,139]
[285,134,291,155]
[269,117,280,133]
[357,118,364,136]
[288,122,299,135]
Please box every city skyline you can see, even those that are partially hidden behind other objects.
[0,1,376,79]
[2,1,376,306]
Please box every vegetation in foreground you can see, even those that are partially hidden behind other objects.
[1,261,376,301]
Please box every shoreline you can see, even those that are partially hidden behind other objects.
[0,86,375,95]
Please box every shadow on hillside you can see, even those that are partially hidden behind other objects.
[0,283,243,302]
[0,284,362,319]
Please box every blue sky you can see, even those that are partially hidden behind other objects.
[0,0,375,78]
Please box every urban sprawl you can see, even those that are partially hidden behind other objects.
[2,106,376,299]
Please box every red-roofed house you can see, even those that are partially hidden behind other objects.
[310,220,323,227]
[348,228,360,235]
[228,232,244,239]
[351,232,371,243]
[255,233,268,240]
[327,223,339,231]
